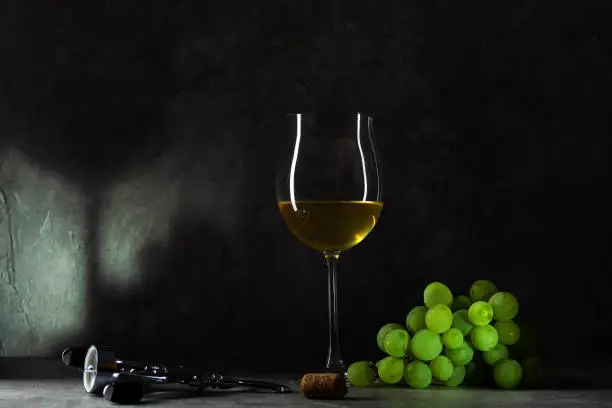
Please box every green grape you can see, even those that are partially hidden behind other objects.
[424,282,453,308]
[429,355,454,381]
[495,320,521,345]
[445,341,474,366]
[443,365,466,387]
[470,324,499,351]
[482,344,508,366]
[468,301,494,326]
[442,328,464,349]
[452,309,473,336]
[489,292,519,322]
[377,323,404,352]
[384,329,411,358]
[425,304,453,334]
[406,306,428,334]
[347,361,376,387]
[494,359,523,389]
[376,357,405,384]
[452,295,471,311]
[470,280,498,302]
[404,361,432,388]
[410,329,443,361]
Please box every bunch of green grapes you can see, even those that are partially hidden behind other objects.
[347,280,540,390]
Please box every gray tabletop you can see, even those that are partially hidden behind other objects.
[1,359,611,407]
[2,378,612,408]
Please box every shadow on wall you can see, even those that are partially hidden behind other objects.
[0,0,181,356]
[81,214,245,367]
[46,209,320,374]
[1,0,252,360]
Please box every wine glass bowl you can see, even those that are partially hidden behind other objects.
[277,200,382,253]
[276,112,383,373]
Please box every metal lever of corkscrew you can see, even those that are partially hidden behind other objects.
[205,372,290,393]
[62,345,291,404]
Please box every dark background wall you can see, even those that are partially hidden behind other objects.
[1,0,611,371]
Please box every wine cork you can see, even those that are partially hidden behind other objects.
[300,373,347,399]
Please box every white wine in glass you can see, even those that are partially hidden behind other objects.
[276,112,383,374]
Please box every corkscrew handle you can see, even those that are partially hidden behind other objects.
[62,346,292,395]
[231,379,291,393]
[206,373,290,393]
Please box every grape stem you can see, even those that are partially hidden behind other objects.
[324,251,345,373]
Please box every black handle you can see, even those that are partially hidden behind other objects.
[207,373,291,393]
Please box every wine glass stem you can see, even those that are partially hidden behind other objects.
[324,252,344,372]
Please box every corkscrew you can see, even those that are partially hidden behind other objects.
[62,345,291,404]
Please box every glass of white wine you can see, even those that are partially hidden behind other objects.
[277,112,383,374]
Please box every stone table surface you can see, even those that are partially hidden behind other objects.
[1,359,612,407]
[2,379,612,408]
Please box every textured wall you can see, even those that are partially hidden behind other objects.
[0,151,86,355]
[1,1,612,368]
[0,130,244,357]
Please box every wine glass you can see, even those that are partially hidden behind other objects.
[276,112,383,374]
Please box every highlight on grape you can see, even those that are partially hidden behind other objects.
[347,280,539,390]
